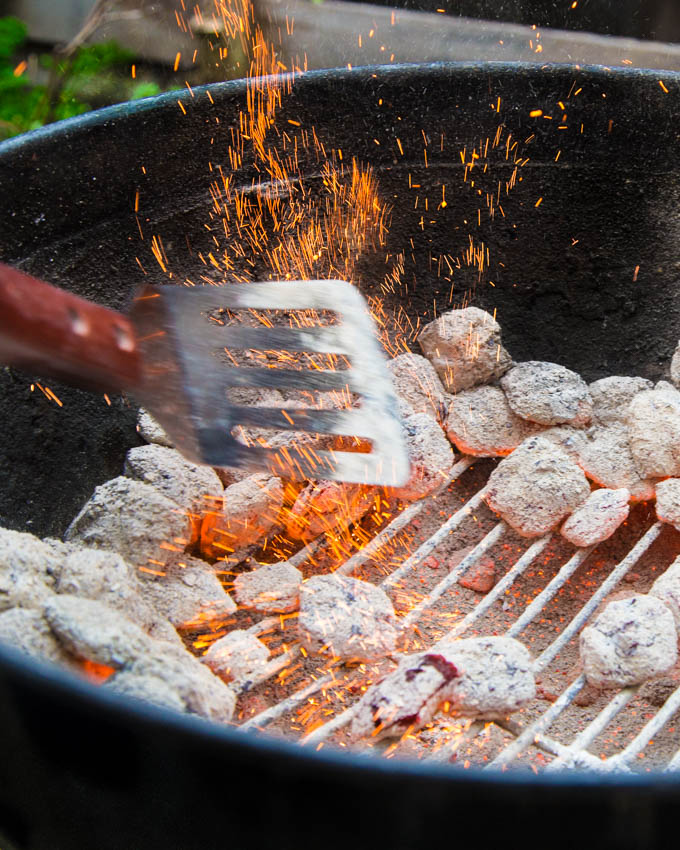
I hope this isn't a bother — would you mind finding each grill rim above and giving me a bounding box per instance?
[4,60,680,846]
[3,637,680,788]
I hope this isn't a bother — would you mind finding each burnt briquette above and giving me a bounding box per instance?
[298,573,399,661]
[445,384,541,456]
[628,384,680,478]
[386,352,449,421]
[124,444,224,515]
[580,595,678,689]
[560,487,630,547]
[233,561,302,614]
[388,411,455,501]
[650,556,680,629]
[655,479,680,532]
[202,629,270,686]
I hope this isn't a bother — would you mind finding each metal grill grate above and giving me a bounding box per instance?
[229,457,680,773]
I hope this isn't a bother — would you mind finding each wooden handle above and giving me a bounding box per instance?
[0,263,141,392]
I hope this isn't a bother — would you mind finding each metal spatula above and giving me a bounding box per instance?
[0,264,409,486]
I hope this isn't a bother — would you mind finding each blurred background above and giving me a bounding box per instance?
[2,0,680,141]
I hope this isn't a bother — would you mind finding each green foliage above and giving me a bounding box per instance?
[0,16,27,60]
[68,41,134,76]
[0,16,169,141]
[0,17,36,138]
[130,81,162,100]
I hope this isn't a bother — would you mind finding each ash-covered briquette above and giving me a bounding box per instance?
[540,423,656,502]
[580,595,677,689]
[233,561,302,614]
[484,436,591,537]
[135,553,237,629]
[0,607,78,669]
[388,411,455,501]
[201,472,284,558]
[137,408,173,448]
[124,444,223,516]
[500,361,593,427]
[444,384,541,457]
[109,640,236,722]
[628,384,680,478]
[434,636,536,718]
[417,306,512,393]
[104,671,186,713]
[202,629,270,687]
[0,528,62,612]
[56,547,181,645]
[350,651,459,741]
[42,594,236,721]
[44,594,153,669]
[655,479,680,531]
[350,636,534,741]
[560,488,630,548]
[576,424,657,503]
[386,352,449,421]
[588,376,654,426]
[65,476,193,564]
[650,556,680,628]
[538,424,587,461]
[298,574,399,662]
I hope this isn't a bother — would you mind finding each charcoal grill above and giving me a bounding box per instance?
[2,63,680,849]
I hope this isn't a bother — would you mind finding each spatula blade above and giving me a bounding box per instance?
[129,280,410,487]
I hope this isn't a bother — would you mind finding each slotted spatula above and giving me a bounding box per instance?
[0,263,409,486]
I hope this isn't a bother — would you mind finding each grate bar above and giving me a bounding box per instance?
[240,673,335,731]
[606,682,680,770]
[245,647,299,691]
[485,675,586,770]
[299,701,361,747]
[531,732,603,769]
[288,535,327,568]
[506,547,594,639]
[494,717,603,769]
[400,522,506,630]
[545,687,638,772]
[380,486,489,591]
[335,456,476,577]
[664,732,680,772]
[534,521,664,674]
[247,616,280,636]
[436,533,552,644]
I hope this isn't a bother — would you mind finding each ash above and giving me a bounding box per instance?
[4,305,680,773]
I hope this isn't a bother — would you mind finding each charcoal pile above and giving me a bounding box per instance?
[3,303,680,758]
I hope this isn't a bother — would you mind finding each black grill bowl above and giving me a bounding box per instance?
[1,63,680,849]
